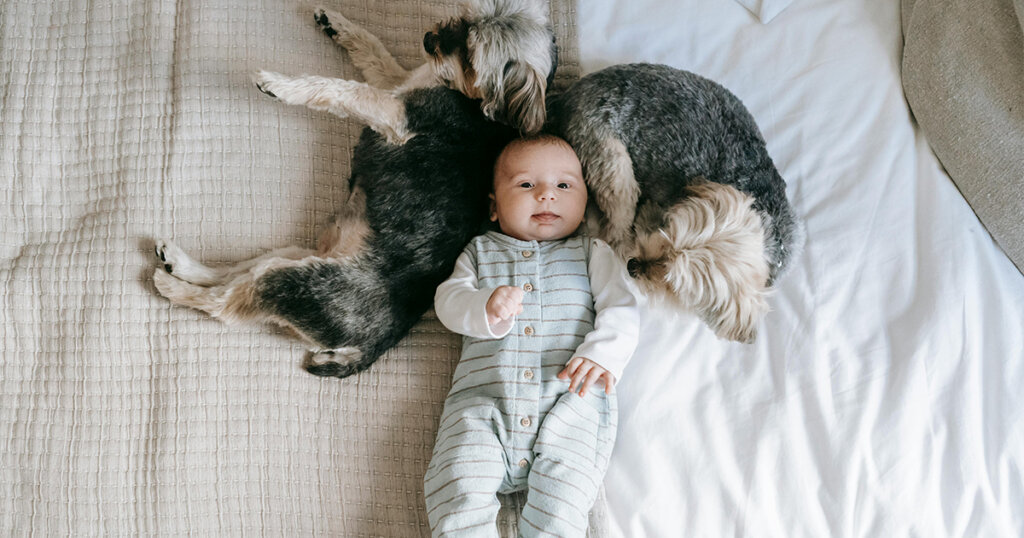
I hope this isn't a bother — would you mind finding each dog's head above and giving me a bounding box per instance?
[625,184,772,344]
[625,201,676,294]
[422,0,556,135]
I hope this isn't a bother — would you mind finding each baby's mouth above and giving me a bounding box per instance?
[531,212,560,223]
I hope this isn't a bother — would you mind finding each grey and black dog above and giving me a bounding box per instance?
[151,2,555,377]
[548,63,801,343]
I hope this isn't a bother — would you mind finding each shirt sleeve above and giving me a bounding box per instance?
[573,238,643,381]
[434,250,515,339]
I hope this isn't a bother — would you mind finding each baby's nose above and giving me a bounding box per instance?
[537,187,557,200]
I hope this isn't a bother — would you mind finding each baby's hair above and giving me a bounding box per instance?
[492,134,575,190]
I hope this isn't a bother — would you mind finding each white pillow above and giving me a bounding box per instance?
[732,0,792,22]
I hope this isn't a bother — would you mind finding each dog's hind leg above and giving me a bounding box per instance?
[153,251,337,335]
[254,71,412,145]
[152,267,271,326]
[154,240,314,286]
[312,7,411,89]
[316,186,371,258]
[153,240,228,286]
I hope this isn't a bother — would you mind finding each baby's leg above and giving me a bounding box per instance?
[520,457,599,537]
[424,399,509,537]
[523,391,616,537]
[423,454,505,537]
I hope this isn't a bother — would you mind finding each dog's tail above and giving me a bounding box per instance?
[635,182,772,343]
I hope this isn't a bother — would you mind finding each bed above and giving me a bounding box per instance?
[2,0,1023,536]
[584,0,1024,535]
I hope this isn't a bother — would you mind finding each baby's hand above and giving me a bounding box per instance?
[486,286,524,326]
[558,357,615,397]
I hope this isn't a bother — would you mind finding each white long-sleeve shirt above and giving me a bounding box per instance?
[434,233,642,381]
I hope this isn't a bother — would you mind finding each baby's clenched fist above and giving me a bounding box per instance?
[486,286,524,326]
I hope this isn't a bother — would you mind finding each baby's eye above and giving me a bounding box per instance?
[519,182,534,188]
[557,182,570,189]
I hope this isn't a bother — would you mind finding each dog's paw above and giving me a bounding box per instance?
[153,239,183,275]
[253,70,281,99]
[154,239,221,285]
[312,7,338,38]
[152,267,183,299]
[313,7,356,45]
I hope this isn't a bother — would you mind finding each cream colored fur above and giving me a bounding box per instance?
[253,70,413,145]
[314,7,411,89]
[630,182,771,343]
[577,137,639,248]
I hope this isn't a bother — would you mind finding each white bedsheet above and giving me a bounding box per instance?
[578,0,1024,536]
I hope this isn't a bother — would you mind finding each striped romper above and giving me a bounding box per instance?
[427,231,640,537]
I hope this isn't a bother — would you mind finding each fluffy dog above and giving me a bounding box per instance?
[548,63,800,343]
[149,1,561,377]
[312,0,556,134]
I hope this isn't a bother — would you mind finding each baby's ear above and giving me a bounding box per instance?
[488,194,498,221]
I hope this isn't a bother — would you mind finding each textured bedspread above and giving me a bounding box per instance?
[0,1,589,535]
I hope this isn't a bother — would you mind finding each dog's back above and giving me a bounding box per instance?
[549,63,797,280]
[547,63,800,342]
[257,88,515,377]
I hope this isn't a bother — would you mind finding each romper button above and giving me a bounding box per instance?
[519,458,529,469]
[524,326,534,336]
[521,417,532,427]
[523,283,533,292]
[522,250,533,258]
[523,370,534,380]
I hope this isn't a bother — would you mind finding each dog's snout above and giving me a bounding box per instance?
[626,258,641,278]
[423,31,439,53]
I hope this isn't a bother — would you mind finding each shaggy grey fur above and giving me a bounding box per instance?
[548,63,799,281]
[255,88,515,377]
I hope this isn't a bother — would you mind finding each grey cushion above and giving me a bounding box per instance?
[902,0,1024,274]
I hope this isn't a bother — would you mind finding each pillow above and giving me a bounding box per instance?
[902,0,1024,274]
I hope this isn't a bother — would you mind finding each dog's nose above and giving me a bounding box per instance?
[423,31,439,53]
[626,258,641,278]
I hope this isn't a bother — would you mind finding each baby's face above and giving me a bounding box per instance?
[491,141,587,241]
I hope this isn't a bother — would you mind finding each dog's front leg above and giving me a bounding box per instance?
[312,7,413,89]
[578,137,640,250]
[254,71,413,145]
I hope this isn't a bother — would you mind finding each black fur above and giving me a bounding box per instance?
[313,10,338,39]
[258,87,515,377]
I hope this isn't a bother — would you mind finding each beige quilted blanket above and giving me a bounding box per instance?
[0,0,594,535]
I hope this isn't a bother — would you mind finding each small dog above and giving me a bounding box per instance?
[150,1,558,377]
[548,63,801,343]
[308,0,556,135]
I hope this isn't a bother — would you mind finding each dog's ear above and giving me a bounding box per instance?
[546,35,559,88]
[483,60,546,135]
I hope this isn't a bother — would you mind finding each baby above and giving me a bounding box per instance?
[425,135,641,537]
